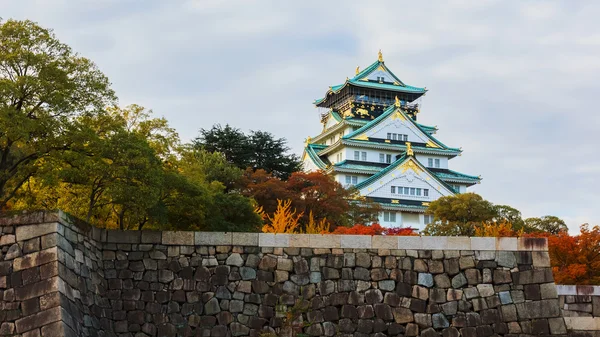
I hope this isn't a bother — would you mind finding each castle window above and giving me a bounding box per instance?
[345,175,358,185]
[424,189,429,197]
[379,154,385,163]
[391,186,396,194]
[383,211,396,222]
[403,135,408,141]
[404,187,409,194]
[416,188,422,196]
[410,188,416,195]
[435,159,440,168]
[386,154,392,163]
[424,214,433,224]
[428,158,433,167]
[354,151,359,160]
[387,133,391,139]
[361,152,367,161]
[392,134,397,140]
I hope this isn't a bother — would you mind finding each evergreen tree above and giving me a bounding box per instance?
[194,124,301,179]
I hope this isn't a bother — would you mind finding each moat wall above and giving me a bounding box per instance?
[0,211,596,337]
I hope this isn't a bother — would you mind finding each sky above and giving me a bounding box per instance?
[2,0,600,232]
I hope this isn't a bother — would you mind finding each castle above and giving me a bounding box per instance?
[302,51,481,231]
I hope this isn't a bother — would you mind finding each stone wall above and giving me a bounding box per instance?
[0,211,595,337]
[557,285,600,334]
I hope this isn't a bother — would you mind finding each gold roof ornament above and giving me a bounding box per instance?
[378,49,383,62]
[394,96,401,107]
[405,142,414,156]
[355,66,360,75]
[304,136,312,146]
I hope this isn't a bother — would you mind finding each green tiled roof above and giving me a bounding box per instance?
[354,154,456,194]
[317,139,461,157]
[341,104,460,152]
[330,160,386,174]
[304,144,328,170]
[430,168,481,185]
[314,59,426,105]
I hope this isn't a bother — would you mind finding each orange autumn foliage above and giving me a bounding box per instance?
[546,224,600,285]
[332,223,416,236]
[261,199,302,234]
[303,211,331,234]
[474,221,523,237]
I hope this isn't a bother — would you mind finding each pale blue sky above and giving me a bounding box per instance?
[2,1,600,232]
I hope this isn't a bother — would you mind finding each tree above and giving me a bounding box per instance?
[261,199,302,234]
[248,130,302,179]
[494,205,525,230]
[0,19,115,209]
[524,216,568,234]
[194,124,251,169]
[194,124,301,179]
[423,193,496,236]
[549,224,600,285]
[241,170,380,231]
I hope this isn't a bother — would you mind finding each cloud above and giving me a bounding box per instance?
[2,1,600,232]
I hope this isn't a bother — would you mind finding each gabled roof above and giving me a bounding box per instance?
[303,143,329,170]
[314,58,427,105]
[317,138,461,158]
[327,160,388,175]
[354,154,456,195]
[416,123,437,135]
[429,168,481,186]
[312,112,369,144]
[342,104,460,152]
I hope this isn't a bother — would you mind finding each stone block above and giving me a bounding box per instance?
[309,234,340,248]
[15,306,61,333]
[447,237,470,250]
[540,283,558,299]
[14,247,58,271]
[141,231,162,243]
[340,235,371,249]
[475,250,495,261]
[421,236,447,250]
[397,236,422,250]
[197,232,232,246]
[258,233,288,247]
[513,268,554,285]
[0,233,16,246]
[496,237,517,251]
[496,251,516,268]
[548,317,567,334]
[161,231,194,245]
[563,317,600,331]
[229,233,257,246]
[470,237,495,251]
[106,229,140,243]
[515,299,560,319]
[16,223,58,242]
[289,234,310,248]
[532,251,551,267]
[517,237,547,251]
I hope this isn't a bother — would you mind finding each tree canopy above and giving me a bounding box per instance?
[0,19,116,208]
[423,193,496,236]
[194,124,302,179]
[423,193,566,237]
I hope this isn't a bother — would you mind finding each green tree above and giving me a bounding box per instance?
[175,149,262,232]
[494,205,525,230]
[248,130,302,180]
[423,193,496,236]
[524,216,568,234]
[0,19,115,208]
[194,124,301,179]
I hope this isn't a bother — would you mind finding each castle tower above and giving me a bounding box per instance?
[302,51,481,231]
